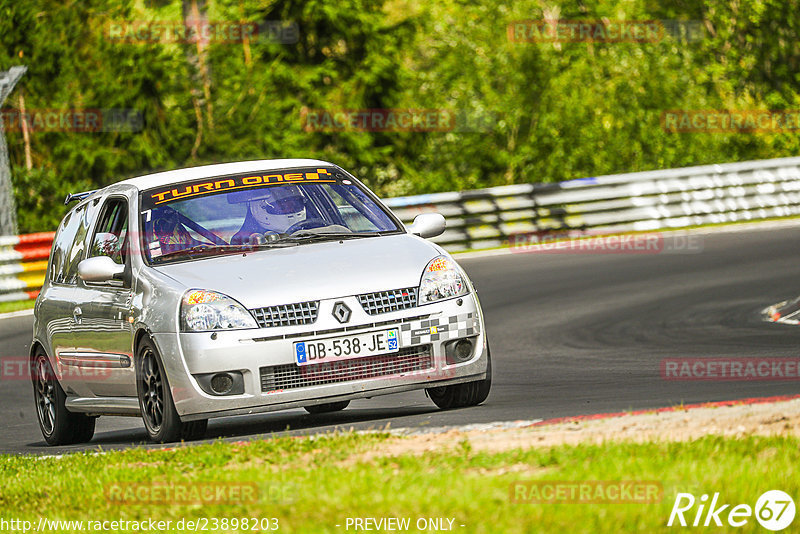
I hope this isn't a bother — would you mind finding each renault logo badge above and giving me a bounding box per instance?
[332,302,351,324]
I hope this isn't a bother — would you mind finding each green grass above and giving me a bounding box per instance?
[0,299,35,314]
[1,433,797,533]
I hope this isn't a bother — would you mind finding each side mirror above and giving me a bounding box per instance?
[78,256,125,283]
[409,213,446,239]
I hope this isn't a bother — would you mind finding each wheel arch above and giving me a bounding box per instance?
[29,340,47,385]
[133,327,155,357]
[29,339,45,360]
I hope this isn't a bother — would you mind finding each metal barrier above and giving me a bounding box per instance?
[3,156,800,302]
[0,232,53,302]
[385,156,800,251]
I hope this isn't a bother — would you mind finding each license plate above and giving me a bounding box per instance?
[294,329,399,366]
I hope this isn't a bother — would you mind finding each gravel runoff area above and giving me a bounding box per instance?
[353,396,800,460]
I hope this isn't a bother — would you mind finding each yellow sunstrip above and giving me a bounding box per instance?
[149,168,335,205]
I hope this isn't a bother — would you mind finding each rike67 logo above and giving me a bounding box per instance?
[668,490,796,531]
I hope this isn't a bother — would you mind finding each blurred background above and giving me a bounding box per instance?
[1,0,799,233]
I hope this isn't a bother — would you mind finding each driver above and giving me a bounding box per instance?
[232,185,307,244]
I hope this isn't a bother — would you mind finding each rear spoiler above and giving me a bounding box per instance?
[64,189,98,205]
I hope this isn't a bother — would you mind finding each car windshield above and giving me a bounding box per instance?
[139,167,399,264]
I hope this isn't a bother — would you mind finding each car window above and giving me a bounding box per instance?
[89,198,129,265]
[50,209,79,284]
[321,184,389,232]
[50,201,101,285]
[62,200,101,284]
[139,167,400,264]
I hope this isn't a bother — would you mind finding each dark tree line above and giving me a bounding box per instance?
[1,0,798,232]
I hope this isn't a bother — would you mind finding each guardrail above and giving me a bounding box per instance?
[3,156,800,302]
[385,156,800,251]
[0,232,53,303]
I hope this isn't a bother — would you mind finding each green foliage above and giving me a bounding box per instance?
[12,167,92,232]
[1,0,799,232]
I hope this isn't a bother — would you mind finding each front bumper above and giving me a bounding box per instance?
[153,293,488,420]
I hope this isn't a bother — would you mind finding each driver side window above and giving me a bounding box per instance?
[90,198,129,265]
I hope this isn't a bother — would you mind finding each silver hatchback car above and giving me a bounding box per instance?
[31,159,491,444]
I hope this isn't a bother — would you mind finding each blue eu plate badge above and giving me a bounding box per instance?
[295,342,307,364]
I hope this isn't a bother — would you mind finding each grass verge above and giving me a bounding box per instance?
[1,432,797,533]
[0,300,35,314]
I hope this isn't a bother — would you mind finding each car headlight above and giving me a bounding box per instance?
[418,255,469,305]
[181,290,257,331]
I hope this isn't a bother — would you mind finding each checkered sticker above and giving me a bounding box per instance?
[400,312,480,346]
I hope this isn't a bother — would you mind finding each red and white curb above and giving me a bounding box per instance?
[0,232,54,303]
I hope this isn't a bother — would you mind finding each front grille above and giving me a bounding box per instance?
[358,287,418,315]
[260,345,433,392]
[250,301,319,328]
[250,314,430,343]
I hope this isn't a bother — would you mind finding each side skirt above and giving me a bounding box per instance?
[65,397,140,417]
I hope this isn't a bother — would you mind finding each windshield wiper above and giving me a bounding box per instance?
[155,244,238,260]
[285,231,383,242]
[154,241,296,261]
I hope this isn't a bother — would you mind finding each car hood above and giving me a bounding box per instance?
[153,234,441,308]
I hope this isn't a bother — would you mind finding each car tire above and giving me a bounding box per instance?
[136,337,208,443]
[427,344,492,410]
[304,401,350,414]
[31,348,96,446]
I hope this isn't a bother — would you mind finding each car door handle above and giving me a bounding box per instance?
[73,306,82,324]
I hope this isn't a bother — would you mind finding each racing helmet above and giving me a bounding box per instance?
[248,186,307,233]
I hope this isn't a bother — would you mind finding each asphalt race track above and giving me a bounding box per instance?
[1,224,798,454]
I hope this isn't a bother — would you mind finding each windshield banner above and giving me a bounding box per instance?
[142,167,338,209]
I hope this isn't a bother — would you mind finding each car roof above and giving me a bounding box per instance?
[115,158,336,191]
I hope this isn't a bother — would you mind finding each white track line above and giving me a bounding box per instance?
[0,308,34,320]
[355,419,545,437]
